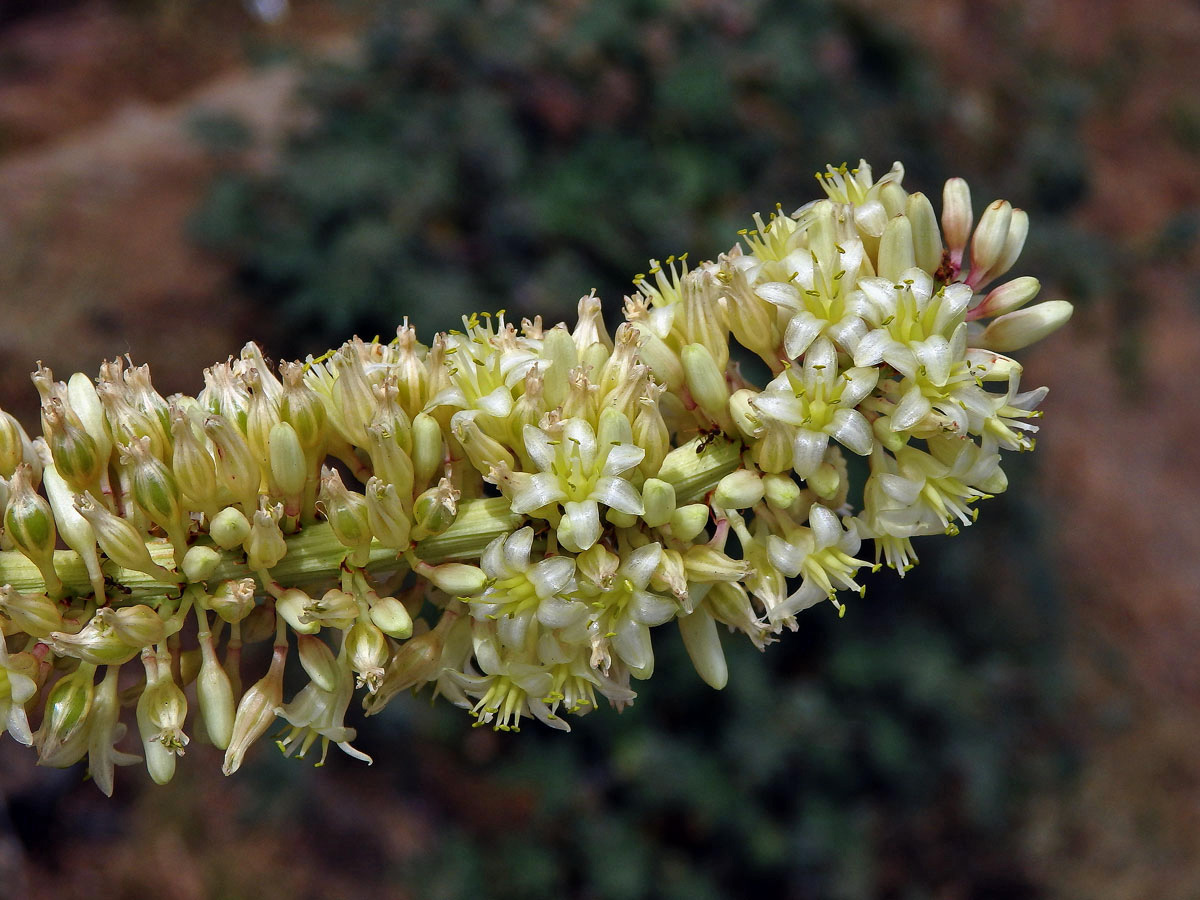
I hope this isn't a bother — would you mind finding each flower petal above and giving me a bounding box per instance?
[791,428,829,478]
[510,472,567,514]
[601,443,646,477]
[559,500,601,552]
[591,476,644,515]
[829,408,874,455]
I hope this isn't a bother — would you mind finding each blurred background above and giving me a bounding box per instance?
[0,1,1198,897]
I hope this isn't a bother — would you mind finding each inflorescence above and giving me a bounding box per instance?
[0,161,1071,791]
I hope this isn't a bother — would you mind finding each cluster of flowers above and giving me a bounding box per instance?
[0,161,1071,792]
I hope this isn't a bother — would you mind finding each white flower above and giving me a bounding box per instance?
[276,650,373,767]
[508,415,645,552]
[767,504,870,622]
[751,336,878,478]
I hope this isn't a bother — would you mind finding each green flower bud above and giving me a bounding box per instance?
[330,347,376,448]
[181,545,221,583]
[451,411,515,476]
[346,619,388,692]
[905,191,943,274]
[670,503,710,542]
[630,325,684,392]
[677,608,727,690]
[42,399,102,495]
[419,561,487,596]
[47,615,142,666]
[368,595,413,640]
[411,478,459,542]
[5,464,62,595]
[0,584,64,637]
[540,325,578,410]
[67,371,113,465]
[365,477,411,550]
[410,412,444,492]
[364,424,415,499]
[296,633,339,693]
[713,469,764,510]
[0,411,27,479]
[209,506,251,550]
[318,467,372,562]
[36,663,96,768]
[121,437,187,551]
[279,362,328,453]
[275,587,320,635]
[245,501,287,571]
[268,421,308,498]
[73,491,181,584]
[222,642,286,776]
[39,459,106,601]
[207,577,256,624]
[762,472,803,510]
[97,605,167,649]
[640,478,677,528]
[170,405,219,512]
[203,414,261,513]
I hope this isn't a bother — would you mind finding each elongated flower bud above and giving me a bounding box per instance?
[0,584,64,637]
[73,491,181,584]
[365,477,411,550]
[222,641,287,776]
[296,633,339,693]
[203,414,261,513]
[42,399,102,495]
[245,500,287,571]
[121,437,188,553]
[36,663,97,768]
[195,609,235,749]
[318,467,372,562]
[677,608,727,690]
[368,595,412,640]
[5,463,62,595]
[0,411,28,479]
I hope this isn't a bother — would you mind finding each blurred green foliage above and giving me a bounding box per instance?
[190,0,954,346]
[187,2,1072,896]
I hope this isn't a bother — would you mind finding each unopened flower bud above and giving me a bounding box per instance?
[181,545,221,583]
[681,344,732,431]
[941,177,973,256]
[268,421,308,498]
[98,605,167,648]
[121,437,187,551]
[0,411,28,479]
[275,587,320,635]
[540,325,578,409]
[279,362,328,452]
[368,595,413,639]
[5,464,62,595]
[451,411,516,476]
[677,608,727,690]
[713,469,764,510]
[969,199,1012,285]
[210,506,251,550]
[0,585,64,637]
[39,459,106,601]
[36,663,96,768]
[410,412,444,491]
[640,478,677,528]
[905,192,943,274]
[207,577,256,624]
[419,561,487,597]
[978,301,1074,352]
[762,472,803,510]
[245,500,287,571]
[877,214,916,283]
[222,642,287,776]
[411,478,459,542]
[318,467,372,563]
[365,477,412,550]
[975,276,1041,319]
[670,503,710,542]
[73,491,182,584]
[296,633,339,692]
[347,619,388,692]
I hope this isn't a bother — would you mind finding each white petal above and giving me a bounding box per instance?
[914,335,953,387]
[537,595,588,629]
[807,503,841,548]
[839,366,879,408]
[783,312,823,359]
[621,542,663,589]
[938,282,973,327]
[677,610,728,690]
[601,443,645,477]
[756,281,802,310]
[612,617,653,672]
[591,476,644,515]
[523,425,557,471]
[767,534,806,577]
[562,419,597,471]
[853,329,892,367]
[804,337,838,388]
[877,473,922,504]
[476,385,514,418]
[752,393,806,427]
[503,527,535,571]
[881,344,919,377]
[630,589,677,627]
[559,500,601,552]
[891,385,932,431]
[510,472,567,514]
[480,534,507,577]
[496,608,534,650]
[829,409,874,455]
[529,555,576,597]
[791,429,829,478]
[772,580,825,621]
